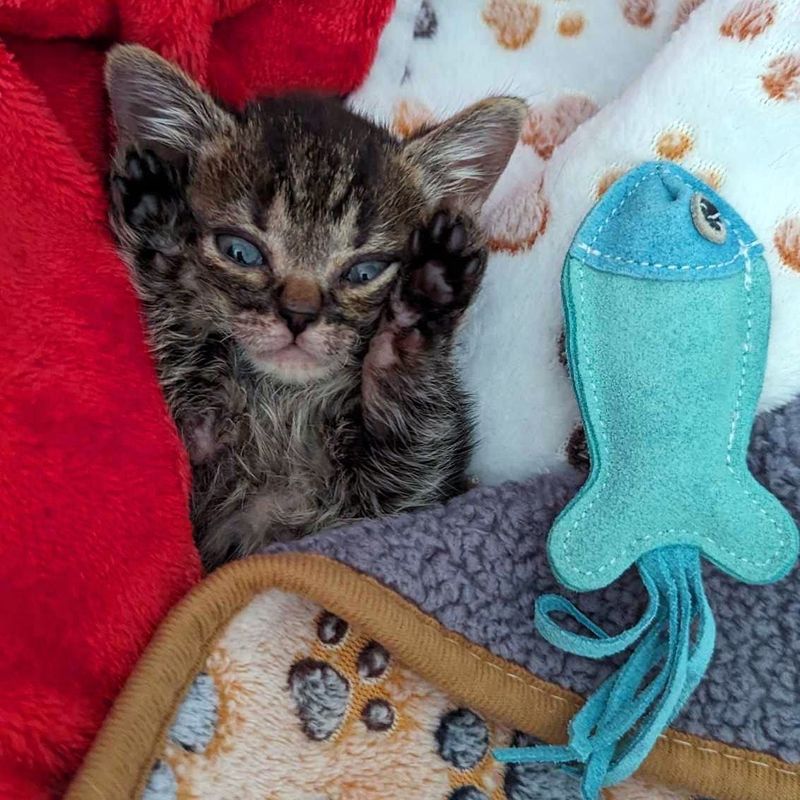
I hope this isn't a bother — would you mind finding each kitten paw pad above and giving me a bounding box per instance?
[405,210,485,316]
[111,149,182,231]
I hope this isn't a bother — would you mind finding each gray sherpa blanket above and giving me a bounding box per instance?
[276,398,800,764]
[68,396,800,800]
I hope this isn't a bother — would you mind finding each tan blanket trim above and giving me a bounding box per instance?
[66,552,800,800]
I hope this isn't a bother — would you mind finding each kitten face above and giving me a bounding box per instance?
[169,99,420,383]
[106,46,525,384]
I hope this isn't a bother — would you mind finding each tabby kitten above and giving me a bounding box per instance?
[105,45,524,570]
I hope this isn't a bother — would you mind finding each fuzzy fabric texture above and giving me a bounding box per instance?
[142,590,700,800]
[351,0,800,484]
[275,393,800,766]
[0,3,392,797]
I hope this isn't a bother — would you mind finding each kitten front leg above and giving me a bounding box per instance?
[357,210,484,508]
[363,209,486,383]
[403,209,486,332]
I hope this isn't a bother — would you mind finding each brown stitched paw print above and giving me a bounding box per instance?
[402,210,486,333]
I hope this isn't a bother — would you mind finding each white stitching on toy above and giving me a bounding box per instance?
[575,242,743,272]
[726,240,753,465]
[580,163,758,271]
[588,166,661,250]
[561,177,787,577]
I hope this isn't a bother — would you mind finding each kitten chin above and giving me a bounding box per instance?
[245,345,333,384]
[105,44,524,568]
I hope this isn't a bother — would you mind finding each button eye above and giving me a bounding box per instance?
[691,193,726,244]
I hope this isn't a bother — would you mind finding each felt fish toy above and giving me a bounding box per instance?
[495,162,799,799]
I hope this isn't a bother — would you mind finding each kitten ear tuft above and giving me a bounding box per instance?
[105,44,233,155]
[404,97,526,209]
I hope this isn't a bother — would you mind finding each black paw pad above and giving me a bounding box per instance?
[361,698,395,732]
[435,708,489,770]
[414,0,438,38]
[288,659,349,741]
[405,210,485,320]
[112,149,183,232]
[317,611,348,645]
[357,642,390,679]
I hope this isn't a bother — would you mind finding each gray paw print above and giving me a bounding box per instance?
[142,673,219,800]
[288,612,397,741]
[503,733,585,799]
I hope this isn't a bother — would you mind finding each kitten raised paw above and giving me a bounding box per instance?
[110,150,186,247]
[403,210,486,329]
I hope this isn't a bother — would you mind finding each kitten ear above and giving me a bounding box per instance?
[404,97,526,209]
[105,44,233,156]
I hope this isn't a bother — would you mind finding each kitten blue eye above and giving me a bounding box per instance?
[216,234,265,267]
[343,260,390,285]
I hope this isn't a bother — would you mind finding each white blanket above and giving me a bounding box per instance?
[351,0,800,484]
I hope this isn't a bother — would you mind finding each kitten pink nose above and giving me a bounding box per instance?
[277,277,322,336]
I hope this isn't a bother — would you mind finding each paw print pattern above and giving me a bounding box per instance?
[557,12,585,37]
[362,698,396,731]
[621,0,656,28]
[288,659,350,740]
[141,672,220,800]
[483,175,549,254]
[142,760,178,800]
[140,600,695,799]
[720,0,776,41]
[653,126,694,162]
[761,54,800,102]
[436,709,489,770]
[674,0,705,29]
[392,98,436,139]
[358,641,391,679]
[502,733,585,799]
[522,95,598,161]
[169,672,219,753]
[288,611,398,742]
[433,707,509,799]
[774,217,800,272]
[482,0,542,50]
[318,610,348,645]
[414,0,439,38]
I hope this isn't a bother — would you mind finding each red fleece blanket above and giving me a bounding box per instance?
[0,2,392,796]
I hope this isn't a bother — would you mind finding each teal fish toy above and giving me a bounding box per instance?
[495,162,798,798]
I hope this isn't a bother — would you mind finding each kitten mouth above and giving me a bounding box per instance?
[269,343,320,366]
[244,342,330,383]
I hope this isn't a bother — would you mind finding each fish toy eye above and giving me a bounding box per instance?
[691,193,726,245]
